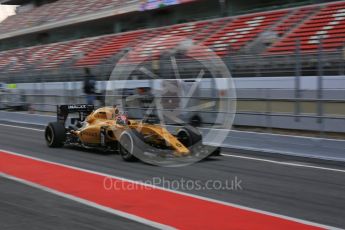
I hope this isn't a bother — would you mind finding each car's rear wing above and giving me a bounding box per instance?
[57,104,94,124]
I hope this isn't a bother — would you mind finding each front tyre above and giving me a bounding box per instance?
[176,127,202,147]
[119,131,137,162]
[45,122,66,148]
[177,127,221,157]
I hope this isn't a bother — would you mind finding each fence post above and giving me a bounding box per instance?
[317,38,324,137]
[294,38,301,122]
[39,75,43,112]
[219,0,227,17]
[72,74,78,104]
[265,89,272,133]
[342,43,345,75]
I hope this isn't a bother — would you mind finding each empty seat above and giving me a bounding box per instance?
[201,10,289,56]
[267,2,345,53]
[1,1,344,73]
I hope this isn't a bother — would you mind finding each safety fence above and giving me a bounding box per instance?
[1,88,344,134]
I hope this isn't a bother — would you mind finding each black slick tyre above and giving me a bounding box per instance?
[45,122,66,148]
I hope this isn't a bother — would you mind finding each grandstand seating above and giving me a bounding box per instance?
[267,1,345,53]
[41,36,113,68]
[0,0,140,34]
[201,9,289,56]
[0,1,344,73]
[75,29,151,66]
[273,6,317,37]
[0,49,16,71]
[125,20,227,62]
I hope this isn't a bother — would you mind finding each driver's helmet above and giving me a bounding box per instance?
[116,113,128,125]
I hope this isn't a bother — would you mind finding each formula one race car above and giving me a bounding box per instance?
[44,105,220,162]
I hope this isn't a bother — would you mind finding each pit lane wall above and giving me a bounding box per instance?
[1,76,344,133]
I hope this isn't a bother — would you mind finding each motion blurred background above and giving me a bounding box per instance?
[0,4,16,22]
[0,0,344,139]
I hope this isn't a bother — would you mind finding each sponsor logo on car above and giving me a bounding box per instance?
[68,105,87,110]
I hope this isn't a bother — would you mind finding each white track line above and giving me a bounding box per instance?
[229,129,345,143]
[0,123,44,132]
[0,149,340,230]
[0,173,175,230]
[3,111,55,117]
[222,154,345,173]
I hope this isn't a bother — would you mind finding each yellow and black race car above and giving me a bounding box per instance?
[45,104,220,163]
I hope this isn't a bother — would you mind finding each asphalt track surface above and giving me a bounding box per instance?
[0,122,345,229]
[0,177,155,230]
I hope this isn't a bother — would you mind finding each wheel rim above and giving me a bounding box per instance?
[120,134,133,158]
[45,126,54,145]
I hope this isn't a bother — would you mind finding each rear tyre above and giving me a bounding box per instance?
[45,122,66,148]
[119,131,137,162]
